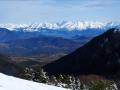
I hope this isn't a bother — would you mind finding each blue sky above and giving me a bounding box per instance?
[0,0,120,24]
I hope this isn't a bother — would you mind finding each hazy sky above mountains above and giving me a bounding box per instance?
[0,0,120,24]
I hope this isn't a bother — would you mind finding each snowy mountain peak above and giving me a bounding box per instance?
[0,21,120,32]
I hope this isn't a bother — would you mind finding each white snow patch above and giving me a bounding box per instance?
[0,73,69,90]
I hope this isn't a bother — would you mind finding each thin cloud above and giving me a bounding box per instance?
[84,0,120,8]
[39,0,120,9]
[1,0,120,8]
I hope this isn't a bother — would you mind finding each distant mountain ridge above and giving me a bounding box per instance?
[1,21,120,41]
[0,21,120,31]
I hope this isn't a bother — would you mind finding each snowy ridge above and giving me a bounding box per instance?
[0,73,69,90]
[0,21,120,31]
[0,24,28,31]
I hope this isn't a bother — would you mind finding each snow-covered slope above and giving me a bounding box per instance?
[0,73,69,90]
[0,21,120,32]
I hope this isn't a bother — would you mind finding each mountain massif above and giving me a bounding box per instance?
[43,28,120,77]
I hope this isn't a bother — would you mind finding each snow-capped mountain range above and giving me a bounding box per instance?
[0,21,120,32]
